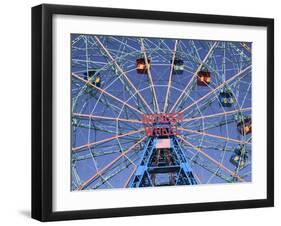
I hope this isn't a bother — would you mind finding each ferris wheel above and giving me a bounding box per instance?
[71,34,252,190]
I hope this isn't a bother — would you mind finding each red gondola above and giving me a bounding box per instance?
[197,71,211,86]
[136,58,151,74]
[237,118,252,135]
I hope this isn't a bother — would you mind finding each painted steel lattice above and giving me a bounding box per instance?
[71,35,252,190]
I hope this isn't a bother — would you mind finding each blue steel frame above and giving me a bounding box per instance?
[130,136,197,187]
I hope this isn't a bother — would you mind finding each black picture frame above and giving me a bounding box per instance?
[32,4,274,222]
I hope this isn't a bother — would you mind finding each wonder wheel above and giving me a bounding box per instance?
[71,35,252,190]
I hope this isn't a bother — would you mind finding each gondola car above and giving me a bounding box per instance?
[219,88,234,107]
[197,70,211,86]
[172,58,184,74]
[237,117,252,135]
[136,57,151,74]
[83,69,101,87]
[230,146,247,168]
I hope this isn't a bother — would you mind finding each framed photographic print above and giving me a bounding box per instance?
[32,4,274,221]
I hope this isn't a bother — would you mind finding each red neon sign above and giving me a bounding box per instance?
[142,112,183,137]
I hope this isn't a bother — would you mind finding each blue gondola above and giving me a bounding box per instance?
[219,89,234,107]
[230,146,247,168]
[172,59,184,74]
[83,69,101,87]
